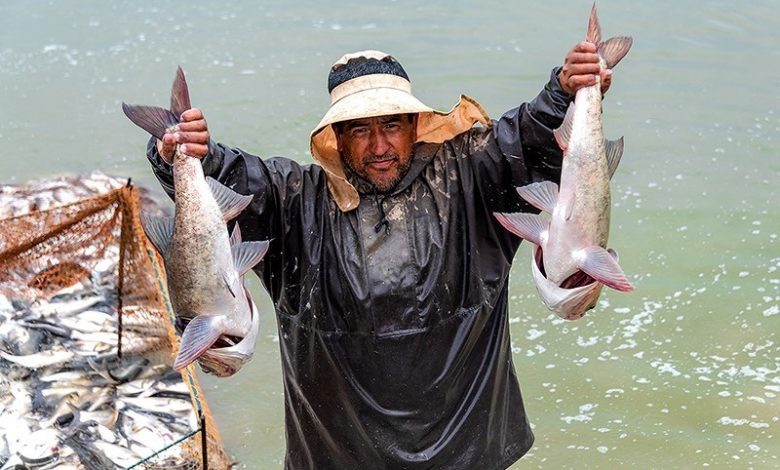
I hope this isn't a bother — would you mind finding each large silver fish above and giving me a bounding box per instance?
[495,5,633,320]
[122,68,268,375]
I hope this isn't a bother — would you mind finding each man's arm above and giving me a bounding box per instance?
[460,42,610,213]
[146,108,287,244]
[495,42,608,186]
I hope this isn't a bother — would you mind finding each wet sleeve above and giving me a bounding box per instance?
[146,137,296,243]
[494,66,572,187]
[458,67,573,214]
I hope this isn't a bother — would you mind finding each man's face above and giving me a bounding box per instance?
[336,114,418,193]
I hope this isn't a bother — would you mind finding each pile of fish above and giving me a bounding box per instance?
[0,175,201,469]
[0,172,124,219]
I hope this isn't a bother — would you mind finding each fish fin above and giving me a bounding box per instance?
[121,103,179,140]
[576,246,634,292]
[554,103,576,154]
[599,36,633,69]
[170,66,192,118]
[586,3,601,45]
[140,214,174,257]
[232,241,270,277]
[564,192,575,221]
[229,222,243,246]
[173,315,227,371]
[205,177,254,221]
[605,136,624,179]
[516,181,559,214]
[221,272,236,298]
[494,212,548,246]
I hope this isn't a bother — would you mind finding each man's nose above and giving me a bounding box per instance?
[369,130,390,156]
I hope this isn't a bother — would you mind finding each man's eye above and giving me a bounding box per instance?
[351,128,368,137]
[384,123,399,130]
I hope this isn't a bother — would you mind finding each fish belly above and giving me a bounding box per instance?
[166,155,243,331]
[543,86,612,284]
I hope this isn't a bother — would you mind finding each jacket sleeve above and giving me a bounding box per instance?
[147,137,290,244]
[458,67,573,214]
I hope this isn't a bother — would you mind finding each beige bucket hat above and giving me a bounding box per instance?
[310,50,491,212]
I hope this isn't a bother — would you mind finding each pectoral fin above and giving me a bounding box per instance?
[173,315,227,371]
[232,241,270,276]
[140,214,174,257]
[494,213,549,246]
[576,246,634,292]
[206,177,254,221]
[605,137,624,179]
[553,103,576,154]
[516,181,559,214]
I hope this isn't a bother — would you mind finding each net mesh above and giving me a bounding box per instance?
[0,175,231,469]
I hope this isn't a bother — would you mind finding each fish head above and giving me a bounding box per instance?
[196,294,260,377]
[531,245,603,320]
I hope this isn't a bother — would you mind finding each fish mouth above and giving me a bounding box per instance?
[534,247,597,289]
[175,317,242,348]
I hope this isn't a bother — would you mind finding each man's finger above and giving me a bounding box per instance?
[180,108,203,122]
[569,75,598,90]
[174,131,209,145]
[157,134,177,163]
[175,119,208,132]
[565,63,601,76]
[565,52,600,64]
[179,143,208,158]
[600,69,612,94]
[574,41,597,53]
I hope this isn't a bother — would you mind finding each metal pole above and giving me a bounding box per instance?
[200,411,208,470]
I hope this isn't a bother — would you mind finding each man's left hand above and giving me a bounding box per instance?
[558,41,612,96]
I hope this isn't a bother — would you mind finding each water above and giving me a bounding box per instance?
[1,1,778,468]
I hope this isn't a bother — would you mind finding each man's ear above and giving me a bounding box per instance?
[333,124,343,152]
[410,114,419,142]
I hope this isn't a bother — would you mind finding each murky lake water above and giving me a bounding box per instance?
[1,1,778,468]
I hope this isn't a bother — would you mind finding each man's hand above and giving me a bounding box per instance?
[157,108,210,163]
[558,41,612,96]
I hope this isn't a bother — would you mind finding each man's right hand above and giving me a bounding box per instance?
[157,108,210,163]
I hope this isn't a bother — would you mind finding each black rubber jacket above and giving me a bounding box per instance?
[148,68,572,470]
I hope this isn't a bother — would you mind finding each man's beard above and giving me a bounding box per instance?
[344,152,413,194]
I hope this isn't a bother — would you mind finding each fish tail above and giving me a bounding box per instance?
[586,3,601,44]
[170,66,192,118]
[122,103,179,140]
[599,36,633,69]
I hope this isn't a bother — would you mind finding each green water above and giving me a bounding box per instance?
[1,1,778,468]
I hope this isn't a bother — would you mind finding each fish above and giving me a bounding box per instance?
[495,4,633,320]
[122,67,268,372]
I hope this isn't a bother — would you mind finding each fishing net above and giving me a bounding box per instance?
[0,173,231,469]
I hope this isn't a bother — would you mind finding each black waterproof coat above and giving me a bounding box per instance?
[148,68,571,470]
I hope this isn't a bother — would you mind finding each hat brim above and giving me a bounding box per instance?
[311,89,490,212]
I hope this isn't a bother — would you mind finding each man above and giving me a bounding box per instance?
[147,42,611,469]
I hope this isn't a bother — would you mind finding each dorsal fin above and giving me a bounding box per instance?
[553,103,576,154]
[170,66,191,118]
[140,214,174,257]
[605,137,624,179]
[205,177,254,221]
